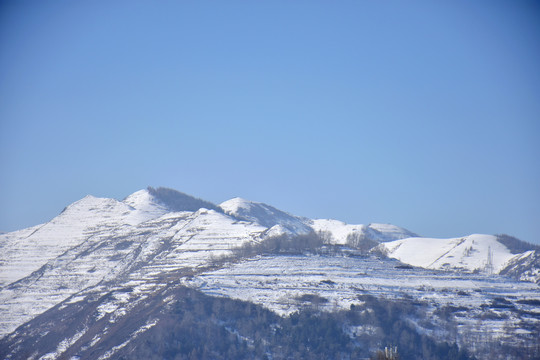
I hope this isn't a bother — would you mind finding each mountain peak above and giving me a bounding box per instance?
[220,197,311,234]
[62,194,118,214]
[219,197,259,212]
[123,189,153,208]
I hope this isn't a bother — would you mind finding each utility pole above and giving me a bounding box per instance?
[485,246,494,275]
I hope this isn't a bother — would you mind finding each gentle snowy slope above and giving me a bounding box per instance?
[379,234,517,274]
[188,253,539,316]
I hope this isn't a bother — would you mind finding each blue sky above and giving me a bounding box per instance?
[1,0,539,243]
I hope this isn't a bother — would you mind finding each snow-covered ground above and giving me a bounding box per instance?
[0,187,538,352]
[188,253,539,316]
[187,252,540,352]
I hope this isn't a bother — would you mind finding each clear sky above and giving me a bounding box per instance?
[1,0,539,243]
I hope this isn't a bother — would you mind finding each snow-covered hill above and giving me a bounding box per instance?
[376,234,538,277]
[0,193,167,288]
[219,197,312,235]
[0,186,538,360]
[0,191,268,338]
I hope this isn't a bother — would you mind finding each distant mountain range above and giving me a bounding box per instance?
[0,187,538,360]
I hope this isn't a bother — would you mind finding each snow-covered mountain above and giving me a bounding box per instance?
[0,188,269,339]
[0,187,538,360]
[0,188,215,289]
[0,193,167,288]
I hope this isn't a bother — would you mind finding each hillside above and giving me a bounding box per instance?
[0,187,538,359]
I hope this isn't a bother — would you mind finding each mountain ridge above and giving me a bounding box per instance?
[0,186,538,359]
[1,187,536,287]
